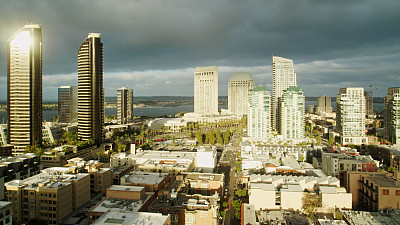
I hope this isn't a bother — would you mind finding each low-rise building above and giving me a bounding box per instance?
[5,169,90,224]
[150,172,223,225]
[359,173,400,211]
[0,201,12,225]
[0,153,41,200]
[121,172,170,193]
[318,186,352,211]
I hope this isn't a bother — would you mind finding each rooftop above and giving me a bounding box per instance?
[367,174,397,188]
[229,72,253,82]
[90,195,149,213]
[122,172,168,185]
[92,211,169,225]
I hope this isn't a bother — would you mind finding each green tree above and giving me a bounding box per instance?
[388,167,395,173]
[232,200,242,211]
[302,193,321,217]
[222,202,229,208]
[235,188,247,198]
[220,211,226,218]
[195,132,203,145]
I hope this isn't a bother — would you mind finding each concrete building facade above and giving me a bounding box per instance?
[77,33,104,144]
[384,87,400,144]
[228,72,254,117]
[58,86,78,123]
[272,56,297,130]
[247,86,271,139]
[194,66,218,116]
[316,95,333,115]
[117,87,133,125]
[336,87,367,145]
[7,24,42,153]
[279,86,305,139]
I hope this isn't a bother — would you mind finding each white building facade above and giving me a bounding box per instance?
[248,86,271,139]
[279,86,305,140]
[228,73,254,117]
[272,56,297,130]
[384,87,400,144]
[194,66,218,116]
[336,87,367,145]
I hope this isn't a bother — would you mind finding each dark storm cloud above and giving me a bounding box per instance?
[0,0,399,100]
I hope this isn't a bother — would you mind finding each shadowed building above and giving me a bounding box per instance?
[117,87,133,124]
[58,86,78,123]
[77,33,104,144]
[316,95,332,115]
[7,24,42,154]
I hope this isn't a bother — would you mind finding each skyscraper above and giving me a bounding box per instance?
[272,56,297,131]
[77,33,104,144]
[248,86,271,139]
[58,86,78,123]
[194,66,218,116]
[228,72,254,117]
[384,87,400,144]
[336,87,367,145]
[279,86,305,140]
[316,95,333,115]
[117,87,133,124]
[7,24,42,153]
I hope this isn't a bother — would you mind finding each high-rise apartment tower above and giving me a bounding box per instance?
[194,66,218,116]
[272,56,297,131]
[316,95,333,115]
[336,87,367,145]
[7,24,42,153]
[58,86,78,123]
[77,33,104,144]
[228,73,254,117]
[279,86,305,139]
[384,87,400,144]
[117,87,133,124]
[248,86,271,139]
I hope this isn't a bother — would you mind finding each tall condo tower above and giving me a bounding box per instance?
[77,33,104,144]
[279,86,305,139]
[7,24,42,153]
[336,87,367,145]
[248,86,271,139]
[316,95,333,115]
[228,72,254,117]
[194,66,218,116]
[272,56,297,131]
[117,87,133,124]
[384,87,400,144]
[58,86,78,123]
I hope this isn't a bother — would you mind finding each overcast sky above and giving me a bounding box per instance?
[0,0,399,101]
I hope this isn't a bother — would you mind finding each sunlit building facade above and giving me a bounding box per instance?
[248,86,271,139]
[7,24,42,153]
[117,87,133,124]
[272,56,297,131]
[336,87,367,145]
[279,86,305,140]
[384,87,400,144]
[228,72,254,117]
[77,33,104,144]
[194,66,218,116]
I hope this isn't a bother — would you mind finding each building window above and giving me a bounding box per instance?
[383,189,389,195]
[396,190,400,196]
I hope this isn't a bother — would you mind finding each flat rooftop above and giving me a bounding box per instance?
[90,195,150,213]
[107,185,144,192]
[367,174,397,188]
[342,209,400,225]
[122,172,168,185]
[92,211,169,225]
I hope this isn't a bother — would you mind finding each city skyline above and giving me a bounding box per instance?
[0,0,399,100]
